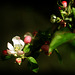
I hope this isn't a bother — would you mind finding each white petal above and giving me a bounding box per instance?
[12,36,20,45]
[12,36,25,49]
[7,42,14,51]
[19,39,25,47]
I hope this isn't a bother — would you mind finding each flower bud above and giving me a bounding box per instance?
[60,20,66,27]
[24,35,32,44]
[62,1,67,8]
[16,58,22,65]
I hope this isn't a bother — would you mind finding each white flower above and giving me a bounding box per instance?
[7,36,25,56]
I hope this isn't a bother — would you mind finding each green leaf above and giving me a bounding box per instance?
[54,49,62,63]
[28,57,37,64]
[49,28,75,53]
[67,3,72,15]
[72,7,75,25]
[72,7,75,19]
[27,57,39,73]
[23,44,30,53]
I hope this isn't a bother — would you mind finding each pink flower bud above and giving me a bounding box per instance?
[16,58,21,65]
[24,36,32,44]
[62,1,67,8]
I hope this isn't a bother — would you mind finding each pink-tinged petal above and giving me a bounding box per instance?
[17,51,24,55]
[7,49,16,55]
[7,42,14,51]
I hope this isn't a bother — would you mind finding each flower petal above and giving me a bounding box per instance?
[7,49,16,55]
[12,36,21,45]
[19,39,25,47]
[17,51,24,55]
[12,36,25,50]
[7,42,14,51]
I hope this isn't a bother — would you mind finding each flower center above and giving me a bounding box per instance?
[14,46,20,51]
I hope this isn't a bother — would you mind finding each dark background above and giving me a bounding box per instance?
[0,0,75,74]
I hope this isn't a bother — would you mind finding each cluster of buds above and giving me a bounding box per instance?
[50,0,73,29]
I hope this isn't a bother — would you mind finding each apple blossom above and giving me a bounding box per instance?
[7,36,25,56]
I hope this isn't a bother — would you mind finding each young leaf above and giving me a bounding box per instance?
[27,57,39,73]
[49,28,75,53]
[72,7,75,25]
[23,44,30,53]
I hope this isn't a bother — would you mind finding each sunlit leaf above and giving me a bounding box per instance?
[49,28,75,53]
